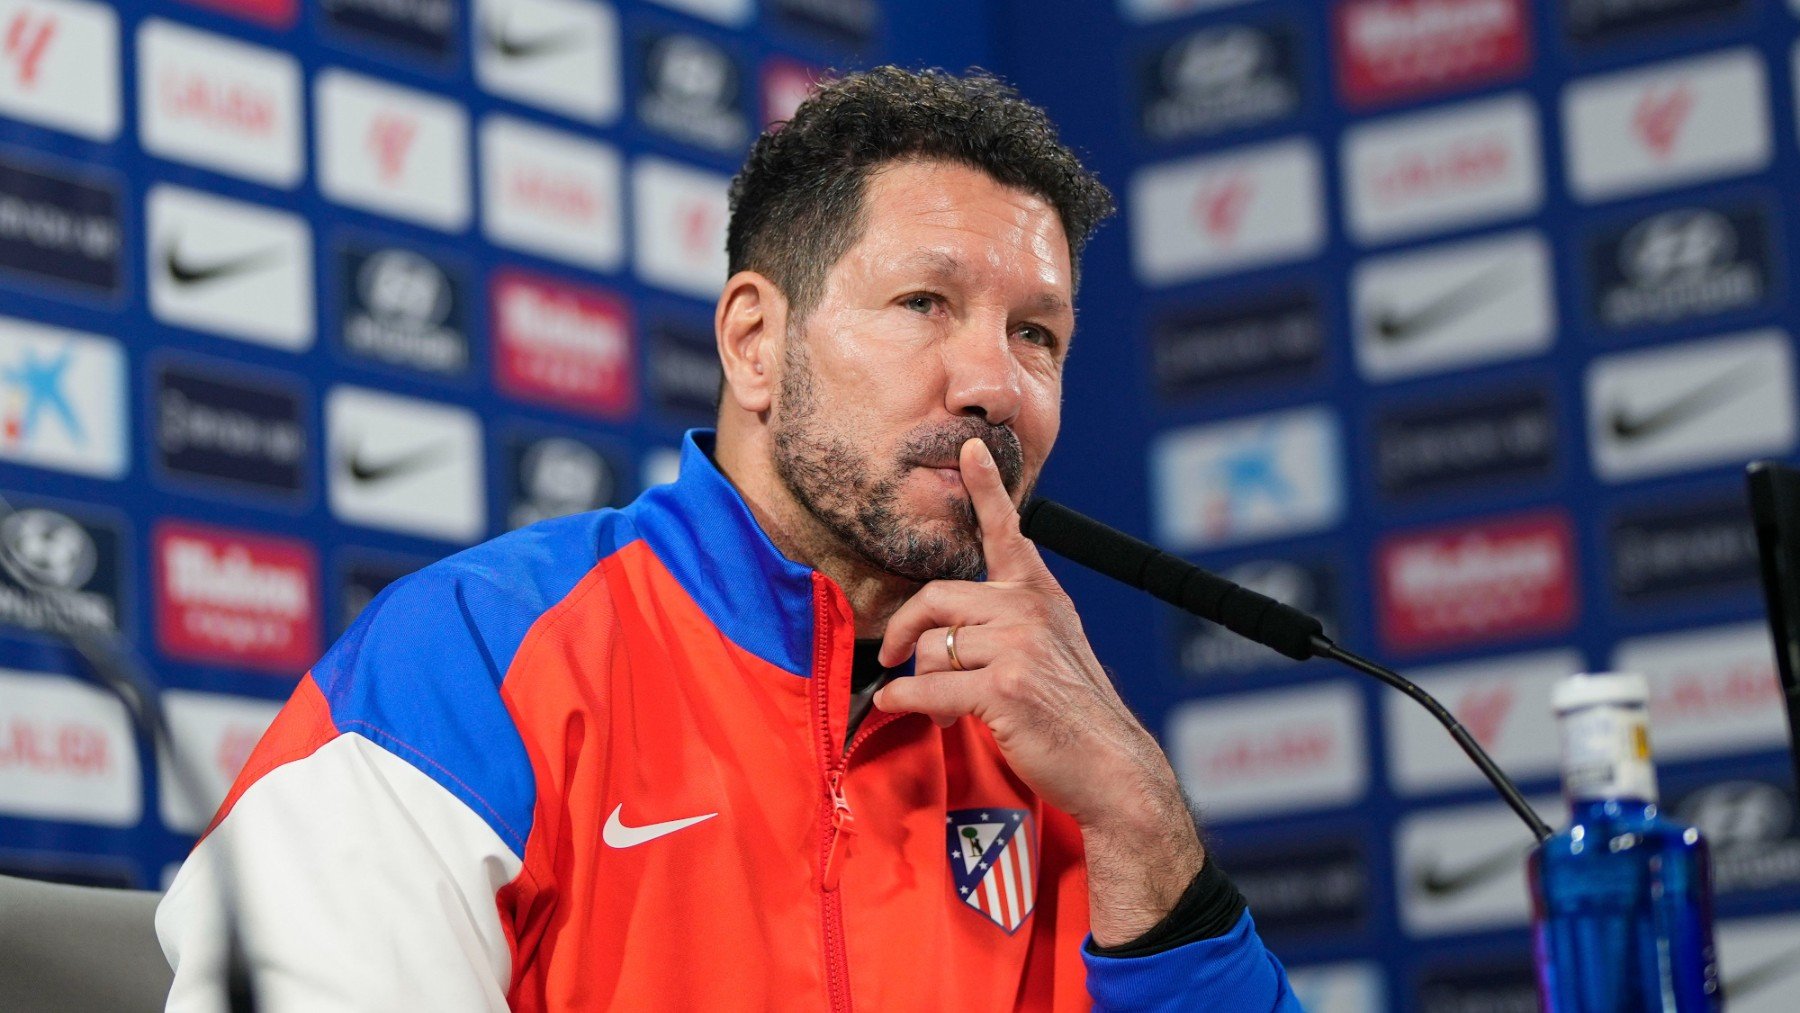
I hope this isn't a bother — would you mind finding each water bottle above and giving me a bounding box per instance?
[1529,672,1720,1011]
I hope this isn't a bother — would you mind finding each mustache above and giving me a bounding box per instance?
[900,420,1025,493]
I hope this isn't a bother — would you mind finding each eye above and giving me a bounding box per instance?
[1015,324,1057,350]
[903,293,940,314]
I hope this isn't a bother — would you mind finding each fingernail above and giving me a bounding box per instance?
[976,441,994,466]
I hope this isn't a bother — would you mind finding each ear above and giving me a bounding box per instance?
[715,270,786,415]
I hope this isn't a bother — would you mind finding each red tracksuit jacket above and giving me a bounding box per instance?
[156,431,1296,1011]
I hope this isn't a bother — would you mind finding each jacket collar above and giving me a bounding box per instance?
[624,429,821,678]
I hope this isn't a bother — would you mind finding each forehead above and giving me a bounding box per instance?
[849,160,1073,295]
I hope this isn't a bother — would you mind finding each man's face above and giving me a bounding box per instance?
[770,159,1075,583]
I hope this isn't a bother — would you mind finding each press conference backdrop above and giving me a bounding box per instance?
[0,0,1798,1009]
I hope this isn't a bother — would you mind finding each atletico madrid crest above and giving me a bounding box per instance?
[947,808,1037,933]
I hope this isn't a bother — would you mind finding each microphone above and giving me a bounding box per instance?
[1020,496,1553,843]
[0,494,259,1011]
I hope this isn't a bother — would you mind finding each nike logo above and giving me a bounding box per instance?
[1411,842,1525,898]
[342,440,451,485]
[1607,362,1762,443]
[1724,945,1800,1001]
[163,240,284,287]
[1367,262,1519,345]
[602,804,716,849]
[482,16,584,60]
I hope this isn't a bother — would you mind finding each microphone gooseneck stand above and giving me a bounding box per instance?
[0,494,258,1012]
[1020,496,1554,844]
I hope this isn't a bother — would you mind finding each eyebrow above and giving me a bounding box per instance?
[902,251,1073,316]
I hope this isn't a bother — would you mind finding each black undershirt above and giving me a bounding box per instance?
[848,640,1245,955]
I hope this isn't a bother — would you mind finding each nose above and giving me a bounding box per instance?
[941,318,1023,426]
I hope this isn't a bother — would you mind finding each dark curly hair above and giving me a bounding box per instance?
[726,67,1115,324]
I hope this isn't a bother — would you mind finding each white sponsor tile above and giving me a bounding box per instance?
[1151,404,1344,551]
[479,113,624,271]
[644,0,752,25]
[1351,228,1554,381]
[316,68,471,231]
[1586,330,1795,482]
[1396,794,1557,936]
[156,690,282,833]
[1343,92,1542,244]
[631,156,729,299]
[0,667,140,826]
[1564,48,1770,203]
[0,0,119,140]
[1387,649,1581,795]
[1129,137,1325,286]
[0,316,125,478]
[1613,622,1788,762]
[147,184,315,351]
[474,0,620,124]
[1167,681,1367,821]
[1716,914,1800,1012]
[137,19,303,187]
[1286,962,1387,1013]
[326,385,485,542]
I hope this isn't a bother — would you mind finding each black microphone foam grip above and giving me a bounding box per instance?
[1020,497,1323,661]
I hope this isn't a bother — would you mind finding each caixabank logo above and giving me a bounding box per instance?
[0,315,126,479]
[1375,509,1577,654]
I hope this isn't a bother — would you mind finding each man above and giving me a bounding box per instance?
[158,68,1298,1011]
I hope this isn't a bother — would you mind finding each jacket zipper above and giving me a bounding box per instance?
[812,576,904,1013]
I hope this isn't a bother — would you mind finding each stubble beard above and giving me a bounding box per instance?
[770,337,1027,584]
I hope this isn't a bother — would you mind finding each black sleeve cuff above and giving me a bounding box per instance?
[1083,854,1247,959]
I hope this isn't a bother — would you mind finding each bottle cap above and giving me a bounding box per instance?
[1551,672,1648,714]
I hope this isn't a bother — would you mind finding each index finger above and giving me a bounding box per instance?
[959,438,1041,582]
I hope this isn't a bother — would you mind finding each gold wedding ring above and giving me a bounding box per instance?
[946,625,966,671]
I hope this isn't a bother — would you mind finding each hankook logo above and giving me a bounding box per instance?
[1172,559,1338,681]
[507,432,619,529]
[1673,778,1800,895]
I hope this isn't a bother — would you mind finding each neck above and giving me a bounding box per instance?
[712,430,920,638]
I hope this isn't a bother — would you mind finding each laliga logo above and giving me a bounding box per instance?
[1452,684,1514,751]
[679,199,721,263]
[367,112,419,184]
[1193,175,1253,244]
[2,9,55,88]
[1633,82,1694,160]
